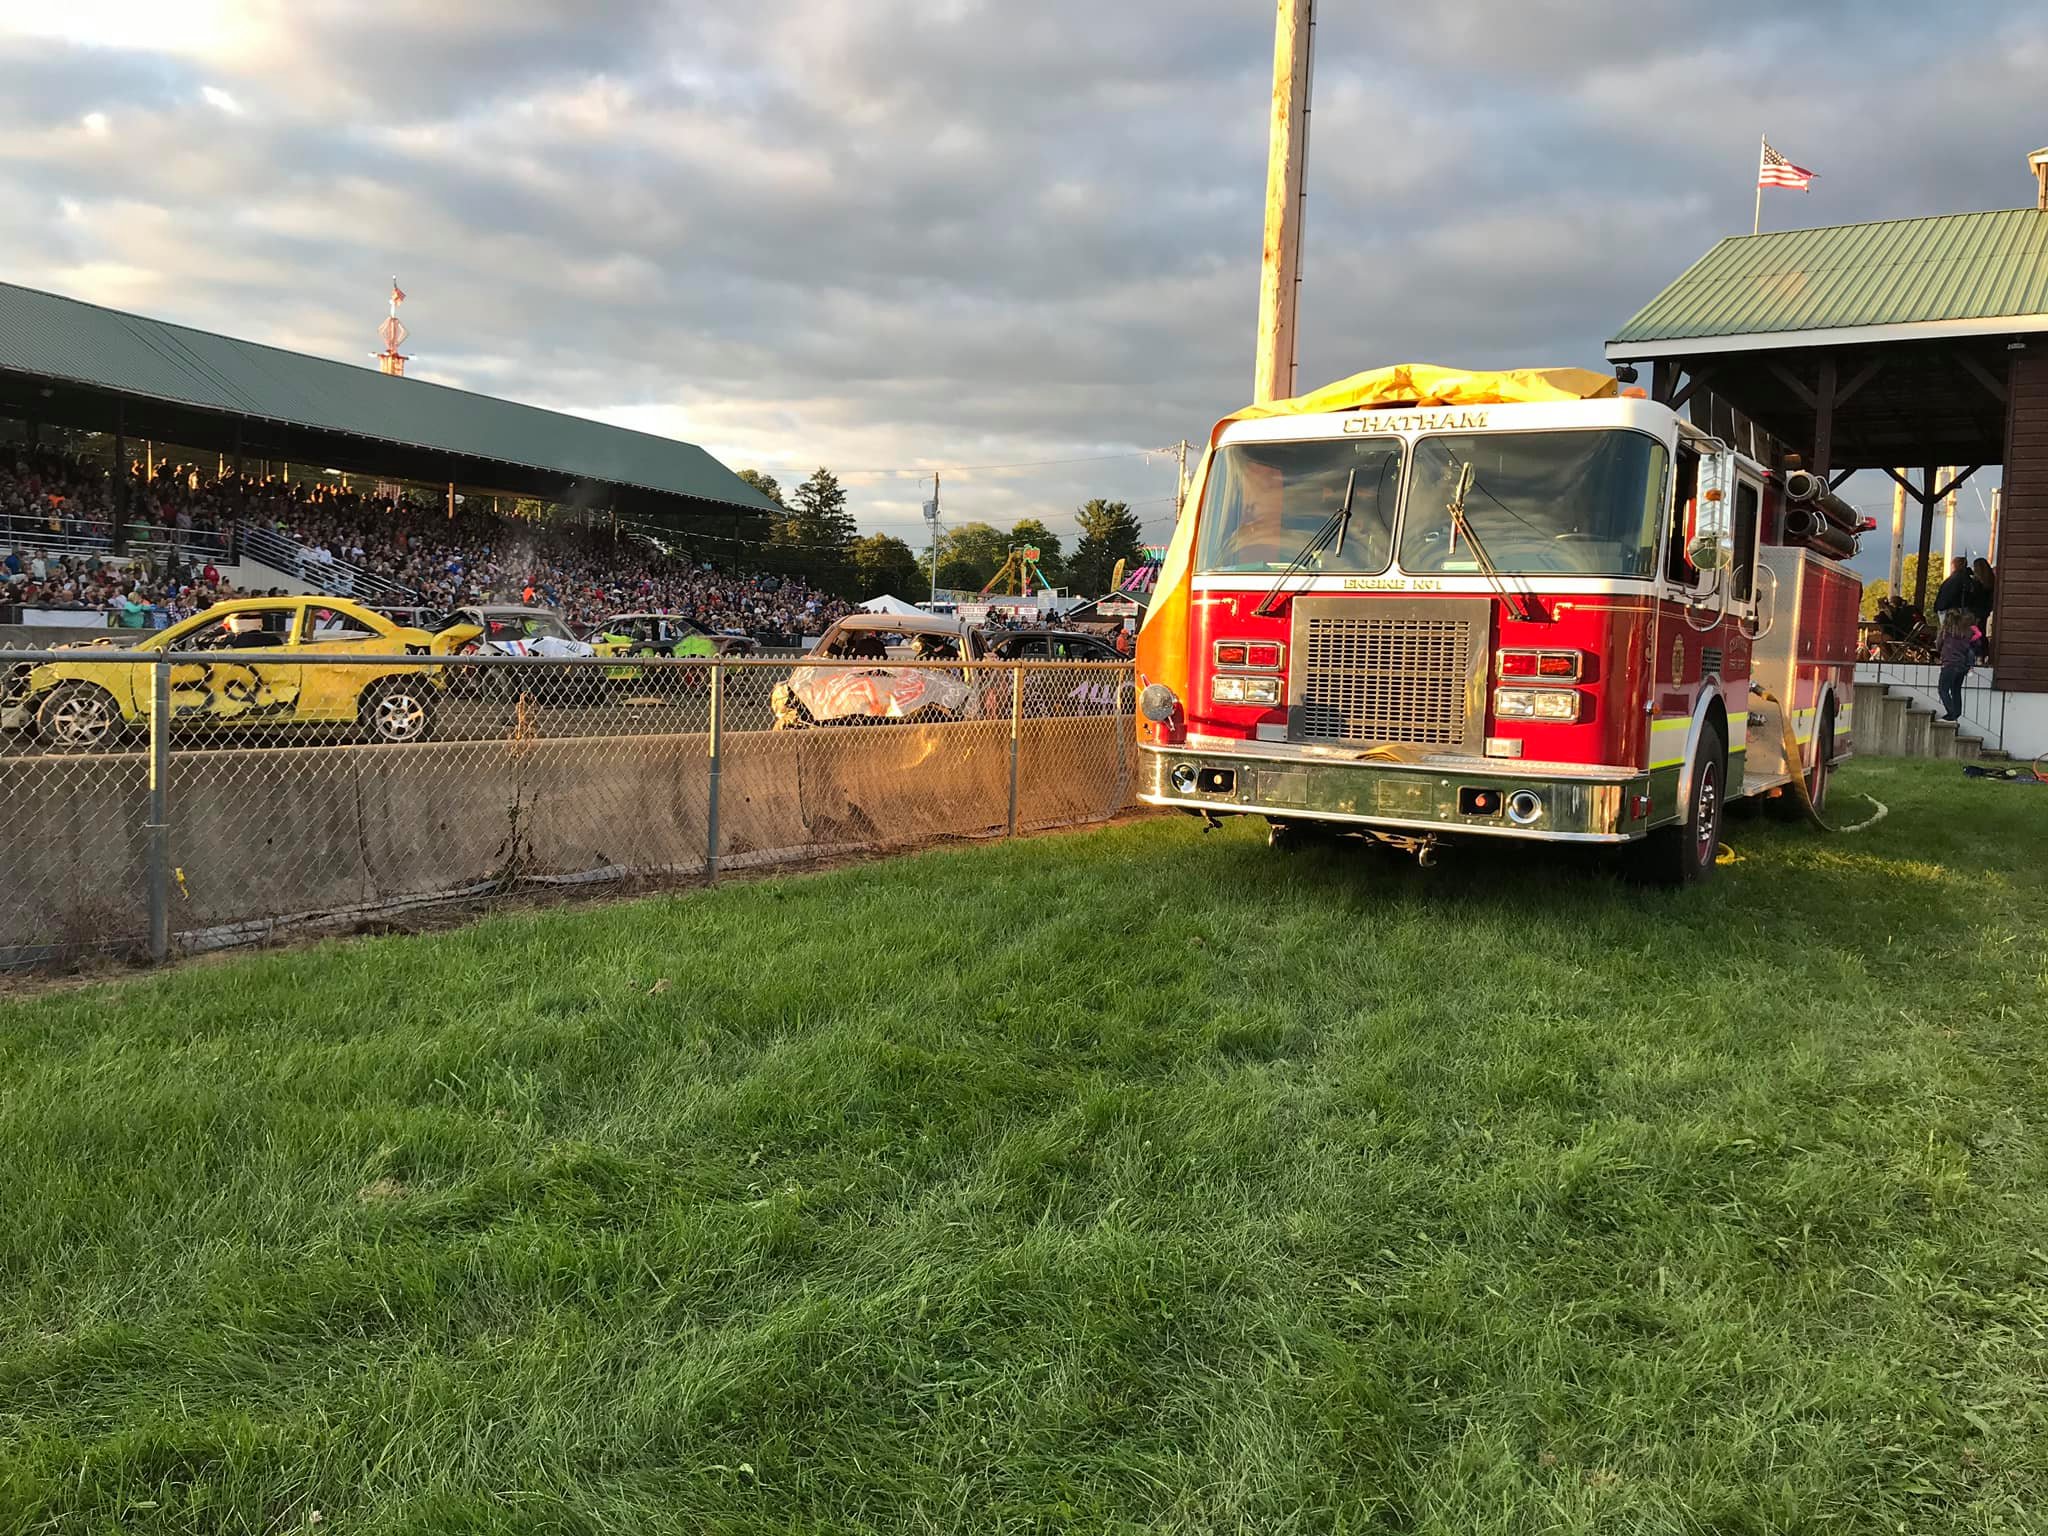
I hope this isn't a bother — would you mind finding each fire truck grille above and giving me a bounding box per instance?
[1294,615,1471,745]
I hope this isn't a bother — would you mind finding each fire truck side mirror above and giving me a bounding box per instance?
[1686,450,1736,573]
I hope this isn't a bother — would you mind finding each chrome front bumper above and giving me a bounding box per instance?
[1139,744,1646,842]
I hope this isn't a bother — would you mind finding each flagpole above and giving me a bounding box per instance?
[1753,132,1764,236]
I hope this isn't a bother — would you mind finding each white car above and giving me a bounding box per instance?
[438,605,594,701]
[441,606,594,660]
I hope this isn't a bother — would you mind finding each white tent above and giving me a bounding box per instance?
[859,593,925,616]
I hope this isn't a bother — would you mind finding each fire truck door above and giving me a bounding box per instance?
[1725,477,1779,795]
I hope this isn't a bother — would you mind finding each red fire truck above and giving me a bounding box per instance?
[1135,366,1863,884]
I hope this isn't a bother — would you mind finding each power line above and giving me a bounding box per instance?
[829,448,1178,476]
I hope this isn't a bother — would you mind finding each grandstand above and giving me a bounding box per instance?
[0,279,777,537]
[0,281,855,643]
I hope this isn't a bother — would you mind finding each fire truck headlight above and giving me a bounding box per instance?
[1494,687,1581,722]
[1139,683,1180,722]
[1210,675,1280,706]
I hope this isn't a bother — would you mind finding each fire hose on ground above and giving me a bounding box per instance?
[1751,684,1887,834]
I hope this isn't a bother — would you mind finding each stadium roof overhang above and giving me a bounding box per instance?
[0,281,782,526]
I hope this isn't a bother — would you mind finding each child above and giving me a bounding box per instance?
[1936,608,1974,723]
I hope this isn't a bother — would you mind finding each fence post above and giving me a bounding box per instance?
[146,656,171,964]
[706,660,724,882]
[1007,663,1023,837]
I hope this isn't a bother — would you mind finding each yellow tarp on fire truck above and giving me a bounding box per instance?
[1137,364,1620,712]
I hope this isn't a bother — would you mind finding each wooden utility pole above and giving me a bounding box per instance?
[1887,471,1906,591]
[1173,439,1192,515]
[1253,0,1314,404]
[1941,465,1958,565]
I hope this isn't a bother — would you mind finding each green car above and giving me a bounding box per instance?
[589,613,757,686]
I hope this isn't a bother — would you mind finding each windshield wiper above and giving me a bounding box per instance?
[1252,468,1356,619]
[1444,459,1535,623]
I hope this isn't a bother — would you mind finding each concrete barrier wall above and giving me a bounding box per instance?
[1,714,1137,962]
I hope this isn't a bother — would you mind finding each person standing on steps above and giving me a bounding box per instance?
[1936,609,1975,723]
[1933,556,1973,621]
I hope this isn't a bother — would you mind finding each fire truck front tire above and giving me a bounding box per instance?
[1639,722,1726,886]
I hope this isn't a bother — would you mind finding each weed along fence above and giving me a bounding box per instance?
[0,653,1140,966]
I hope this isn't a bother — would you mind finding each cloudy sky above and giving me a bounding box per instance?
[0,1,2039,568]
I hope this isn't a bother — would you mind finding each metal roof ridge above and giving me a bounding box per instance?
[1724,206,2047,241]
[0,277,726,463]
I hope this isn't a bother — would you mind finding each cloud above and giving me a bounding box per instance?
[0,0,2030,560]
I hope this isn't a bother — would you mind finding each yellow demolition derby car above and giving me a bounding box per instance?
[2,595,472,751]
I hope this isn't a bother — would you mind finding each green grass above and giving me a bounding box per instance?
[3,759,2046,1535]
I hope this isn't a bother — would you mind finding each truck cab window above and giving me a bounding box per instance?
[1733,481,1760,602]
[1667,446,1700,587]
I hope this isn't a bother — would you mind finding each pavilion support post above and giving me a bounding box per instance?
[1810,357,1837,476]
[1911,466,1937,613]
[1651,360,1679,406]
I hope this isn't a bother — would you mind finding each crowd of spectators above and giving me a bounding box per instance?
[1,444,854,645]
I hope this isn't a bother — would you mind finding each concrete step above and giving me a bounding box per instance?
[1852,682,1886,752]
[1954,734,1984,761]
[1875,690,1909,756]
[1979,747,2013,762]
[1927,718,1961,758]
[1896,705,1933,759]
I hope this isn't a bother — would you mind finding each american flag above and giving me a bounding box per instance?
[390,279,407,305]
[1758,140,1815,192]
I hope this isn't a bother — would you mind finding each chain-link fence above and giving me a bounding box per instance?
[1,651,1139,967]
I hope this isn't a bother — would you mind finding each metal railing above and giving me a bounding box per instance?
[1855,658,2007,751]
[0,652,1139,968]
[0,511,233,564]
[234,522,419,604]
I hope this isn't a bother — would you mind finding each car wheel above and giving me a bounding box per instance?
[1637,721,1725,886]
[361,678,435,744]
[36,681,123,752]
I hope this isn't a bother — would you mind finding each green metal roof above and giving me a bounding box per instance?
[1608,208,2048,353]
[0,281,781,513]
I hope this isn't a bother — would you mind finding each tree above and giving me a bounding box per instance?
[789,468,855,546]
[1862,552,1963,618]
[735,469,785,508]
[1007,518,1065,586]
[848,533,923,598]
[772,467,859,593]
[1069,498,1143,595]
[932,521,1008,592]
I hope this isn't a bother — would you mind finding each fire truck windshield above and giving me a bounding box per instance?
[1399,431,1668,578]
[1196,437,1402,574]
